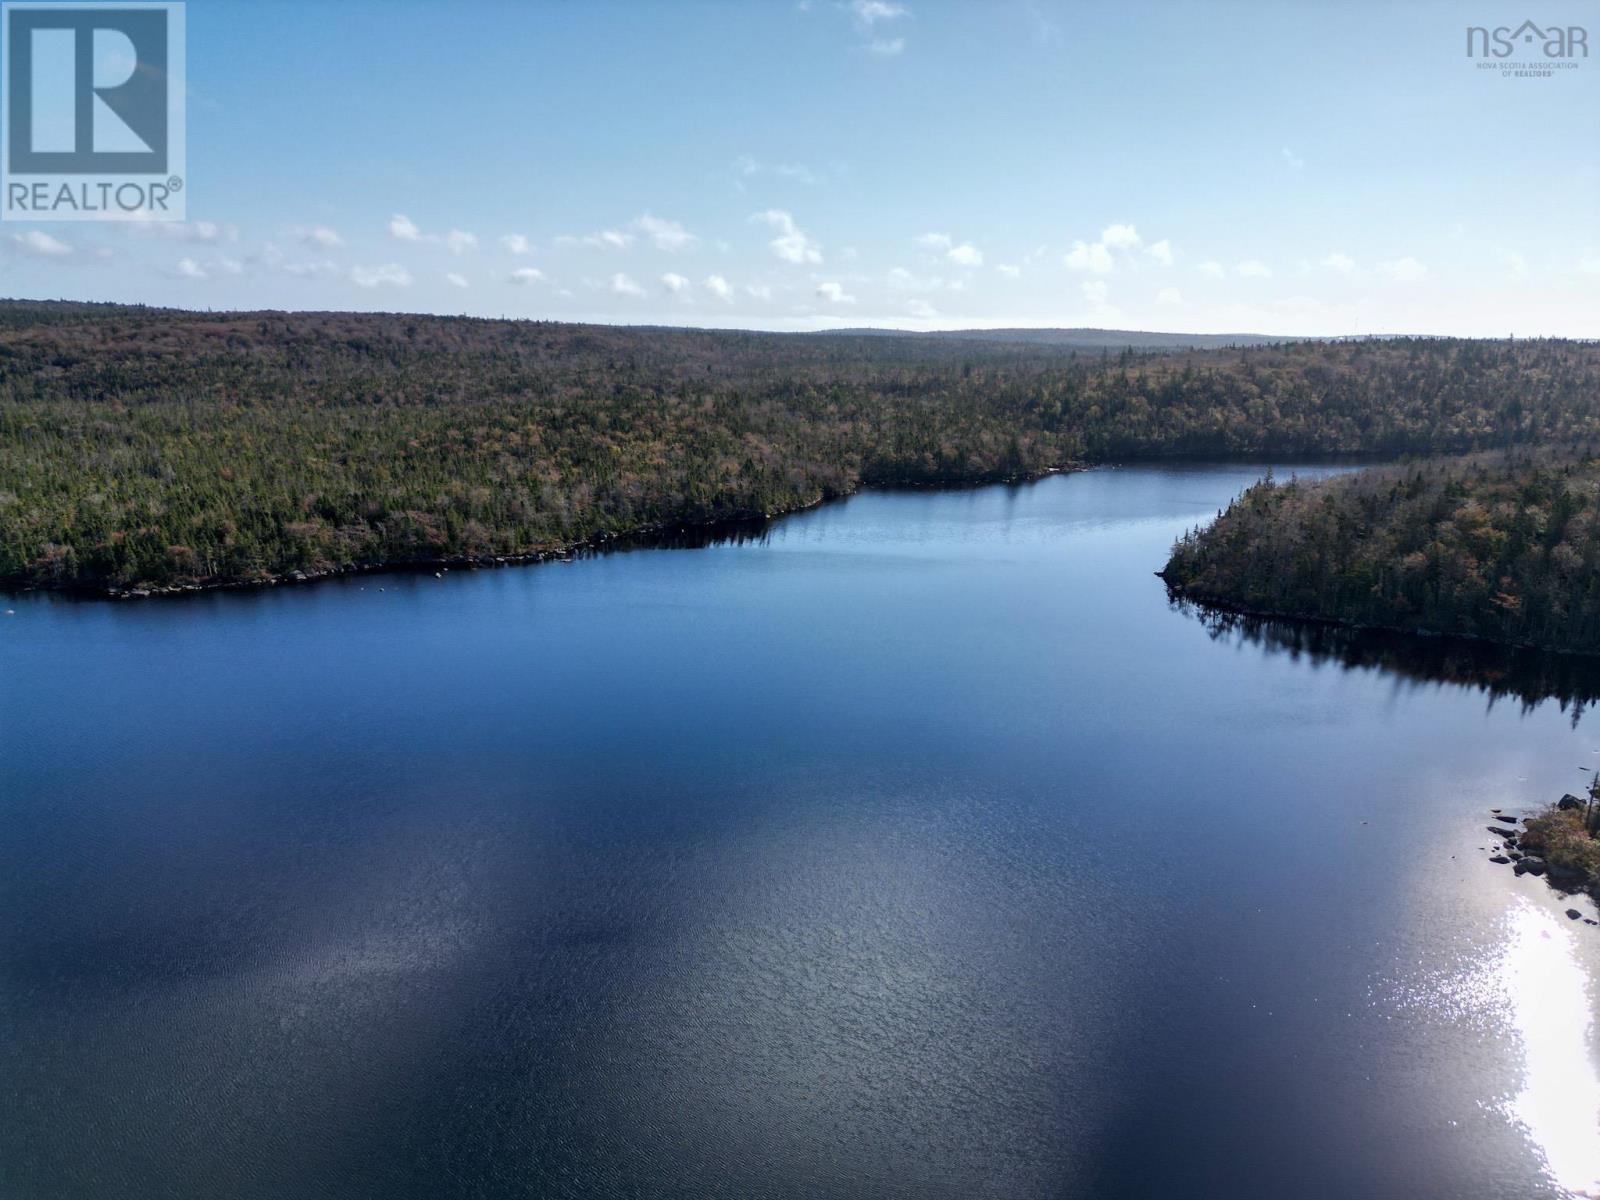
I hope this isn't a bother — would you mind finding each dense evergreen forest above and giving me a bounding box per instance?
[1,300,1598,594]
[1163,449,1600,656]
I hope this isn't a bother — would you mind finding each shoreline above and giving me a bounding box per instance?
[1158,577,1600,665]
[5,464,1083,603]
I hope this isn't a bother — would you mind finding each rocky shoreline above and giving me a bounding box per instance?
[1482,792,1600,922]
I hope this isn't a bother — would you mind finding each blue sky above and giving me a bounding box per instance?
[2,0,1597,335]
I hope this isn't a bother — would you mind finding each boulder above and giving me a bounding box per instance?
[1489,855,1511,865]
[1558,794,1585,812]
[1514,857,1548,877]
[1568,910,1584,920]
[1487,826,1519,839]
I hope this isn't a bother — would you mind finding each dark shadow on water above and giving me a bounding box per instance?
[1172,596,1600,726]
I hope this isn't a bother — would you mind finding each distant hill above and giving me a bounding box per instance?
[822,326,1305,352]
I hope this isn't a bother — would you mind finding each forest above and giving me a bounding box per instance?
[1162,448,1600,656]
[2,299,1600,594]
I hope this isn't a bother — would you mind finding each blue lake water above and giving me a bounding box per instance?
[4,463,1600,1199]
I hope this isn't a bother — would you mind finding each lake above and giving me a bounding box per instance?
[4,463,1599,1199]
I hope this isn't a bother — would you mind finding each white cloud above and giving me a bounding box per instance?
[445,230,478,255]
[1146,239,1173,267]
[816,281,856,304]
[867,37,905,55]
[1235,259,1272,278]
[609,272,645,297]
[1502,251,1529,278]
[907,298,937,318]
[661,272,691,294]
[215,257,243,275]
[126,219,232,243]
[1101,223,1142,250]
[1082,280,1109,305]
[1282,147,1306,170]
[704,274,734,301]
[1064,240,1114,274]
[501,233,534,255]
[1198,260,1227,279]
[446,272,469,288]
[9,230,72,257]
[1320,252,1355,275]
[1377,256,1427,283]
[509,266,545,284]
[1156,287,1184,306]
[388,213,423,242]
[745,283,773,300]
[996,263,1021,278]
[751,209,821,264]
[301,225,343,249]
[633,214,696,252]
[851,0,907,23]
[175,257,206,279]
[919,233,980,267]
[558,229,635,250]
[1580,254,1600,275]
[350,263,412,287]
[282,259,338,279]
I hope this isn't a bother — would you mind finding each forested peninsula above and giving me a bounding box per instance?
[3,300,1600,596]
[1162,449,1600,657]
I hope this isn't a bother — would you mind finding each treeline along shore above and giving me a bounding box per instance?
[1162,449,1600,658]
[2,299,1600,597]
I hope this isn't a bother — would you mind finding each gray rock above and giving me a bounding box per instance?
[1489,855,1511,865]
[1558,794,1585,812]
[1568,909,1583,920]
[1488,826,1519,839]
[1514,857,1548,877]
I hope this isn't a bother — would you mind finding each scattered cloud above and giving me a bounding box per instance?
[816,280,856,304]
[867,37,905,55]
[1377,256,1427,283]
[918,232,982,267]
[1235,259,1272,278]
[751,209,821,264]
[1501,250,1529,279]
[996,263,1021,279]
[509,266,545,284]
[388,213,423,242]
[704,274,734,301]
[1156,287,1184,305]
[1320,252,1355,275]
[501,233,534,255]
[661,271,691,294]
[446,272,469,288]
[851,0,907,23]
[9,230,72,257]
[634,214,697,252]
[350,262,412,287]
[1064,239,1115,274]
[907,298,938,318]
[1580,254,1600,275]
[734,156,819,187]
[175,256,207,279]
[445,230,478,254]
[1064,224,1170,274]
[745,283,773,300]
[609,272,645,297]
[1198,259,1227,279]
[301,225,344,249]
[1282,147,1306,170]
